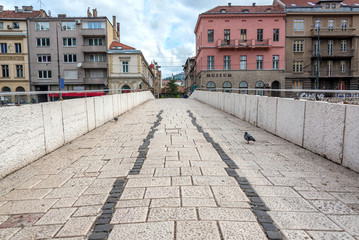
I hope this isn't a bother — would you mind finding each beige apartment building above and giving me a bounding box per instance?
[0,6,46,103]
[108,41,154,92]
[274,0,359,91]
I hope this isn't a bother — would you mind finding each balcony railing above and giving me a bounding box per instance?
[82,61,107,69]
[217,39,272,49]
[310,70,353,77]
[82,45,107,52]
[310,28,355,38]
[311,49,354,58]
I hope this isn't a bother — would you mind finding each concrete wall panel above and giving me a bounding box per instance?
[0,105,46,178]
[103,95,114,122]
[343,105,359,172]
[42,102,64,153]
[112,95,119,117]
[304,102,345,164]
[257,96,277,134]
[276,99,305,146]
[94,97,105,127]
[245,95,258,126]
[62,99,88,143]
[86,98,96,131]
[238,94,247,120]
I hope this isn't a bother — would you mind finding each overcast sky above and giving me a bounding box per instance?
[2,0,272,77]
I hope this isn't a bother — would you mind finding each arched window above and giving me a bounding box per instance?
[121,84,131,93]
[255,81,264,96]
[1,86,11,104]
[15,86,26,104]
[223,81,232,93]
[206,81,216,91]
[239,81,248,94]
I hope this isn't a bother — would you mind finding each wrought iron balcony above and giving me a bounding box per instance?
[310,70,353,78]
[310,28,355,38]
[311,49,354,58]
[217,39,272,49]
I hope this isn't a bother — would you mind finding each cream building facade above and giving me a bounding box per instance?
[108,41,154,92]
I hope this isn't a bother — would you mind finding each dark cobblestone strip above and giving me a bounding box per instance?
[129,110,164,175]
[88,177,126,240]
[187,110,283,240]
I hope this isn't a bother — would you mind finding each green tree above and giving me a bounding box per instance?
[165,78,180,98]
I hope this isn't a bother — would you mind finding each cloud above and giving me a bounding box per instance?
[1,0,272,77]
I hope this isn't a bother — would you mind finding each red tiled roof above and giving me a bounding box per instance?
[109,41,135,50]
[204,5,285,14]
[278,0,358,6]
[0,10,44,18]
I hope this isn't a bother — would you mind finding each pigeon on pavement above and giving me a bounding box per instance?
[244,132,256,144]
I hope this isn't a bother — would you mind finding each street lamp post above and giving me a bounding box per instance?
[56,23,62,100]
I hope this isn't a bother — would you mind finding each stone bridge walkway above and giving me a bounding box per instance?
[0,99,358,240]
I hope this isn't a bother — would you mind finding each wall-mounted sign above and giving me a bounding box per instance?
[206,73,232,78]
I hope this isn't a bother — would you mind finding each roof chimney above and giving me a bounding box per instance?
[0,5,3,12]
[117,22,120,40]
[112,16,117,40]
[93,8,97,17]
[87,7,92,17]
[58,14,66,18]
[252,3,256,6]
[228,3,232,6]
[22,6,33,12]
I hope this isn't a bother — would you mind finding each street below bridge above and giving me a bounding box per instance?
[0,99,358,239]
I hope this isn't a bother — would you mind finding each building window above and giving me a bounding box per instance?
[16,65,23,78]
[2,65,9,77]
[89,54,104,62]
[338,81,345,90]
[255,81,264,96]
[13,22,19,29]
[15,43,21,53]
[0,22,3,29]
[340,61,346,72]
[293,40,304,52]
[64,54,77,63]
[1,43,7,53]
[38,54,51,63]
[327,61,333,76]
[328,20,334,31]
[207,56,214,70]
[293,81,303,89]
[328,40,333,55]
[294,20,304,31]
[224,56,230,70]
[256,55,263,70]
[224,29,230,44]
[208,30,214,42]
[240,29,247,41]
[35,22,49,30]
[240,56,247,70]
[273,29,279,42]
[36,38,50,47]
[239,81,248,94]
[38,70,52,79]
[90,70,105,78]
[62,22,76,30]
[123,61,129,73]
[206,81,215,91]
[63,38,76,47]
[89,38,103,45]
[88,22,102,29]
[315,19,321,30]
[223,81,232,93]
[341,40,347,52]
[326,3,330,9]
[64,70,78,79]
[342,19,348,31]
[273,55,279,70]
[257,29,263,41]
[332,3,336,8]
[313,40,320,55]
[293,61,303,73]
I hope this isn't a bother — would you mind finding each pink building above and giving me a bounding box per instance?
[194,3,286,95]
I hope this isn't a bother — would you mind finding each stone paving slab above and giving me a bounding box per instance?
[0,99,358,239]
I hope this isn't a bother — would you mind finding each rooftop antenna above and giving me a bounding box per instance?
[37,0,45,9]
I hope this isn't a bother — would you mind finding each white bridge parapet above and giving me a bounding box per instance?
[191,90,359,173]
[0,91,154,179]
